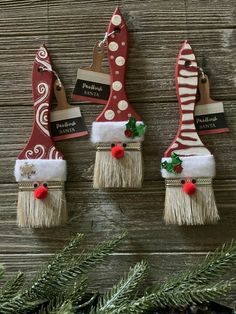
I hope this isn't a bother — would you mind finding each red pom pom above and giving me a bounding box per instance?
[183,182,196,195]
[111,145,125,159]
[34,185,48,199]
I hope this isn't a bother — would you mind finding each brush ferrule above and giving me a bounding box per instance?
[96,143,142,152]
[18,181,64,191]
[165,178,213,187]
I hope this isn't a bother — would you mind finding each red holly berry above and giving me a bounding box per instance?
[34,185,48,200]
[111,145,125,159]
[124,129,133,138]
[174,164,183,173]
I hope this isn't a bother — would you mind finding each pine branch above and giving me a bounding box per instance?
[0,264,4,279]
[38,298,74,314]
[151,241,236,294]
[0,272,25,303]
[28,233,84,299]
[0,233,125,314]
[94,261,148,313]
[116,280,235,314]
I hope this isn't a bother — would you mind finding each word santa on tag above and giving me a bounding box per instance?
[72,41,110,104]
[195,73,229,135]
[51,80,88,141]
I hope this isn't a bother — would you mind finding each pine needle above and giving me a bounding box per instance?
[116,280,235,314]
[0,272,25,303]
[0,264,4,279]
[151,241,236,294]
[95,261,148,313]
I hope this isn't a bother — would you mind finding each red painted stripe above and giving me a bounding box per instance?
[178,134,198,141]
[182,121,195,124]
[181,100,195,105]
[181,49,193,55]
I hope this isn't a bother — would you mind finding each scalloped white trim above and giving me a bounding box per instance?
[15,159,67,182]
[161,155,215,178]
[91,121,145,143]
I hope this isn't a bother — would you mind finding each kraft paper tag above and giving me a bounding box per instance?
[195,74,229,135]
[72,41,110,104]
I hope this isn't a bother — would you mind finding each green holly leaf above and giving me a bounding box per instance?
[136,124,147,136]
[126,117,137,130]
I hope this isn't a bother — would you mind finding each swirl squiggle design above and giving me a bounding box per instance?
[36,102,50,136]
[48,146,62,160]
[35,46,52,70]
[26,144,46,159]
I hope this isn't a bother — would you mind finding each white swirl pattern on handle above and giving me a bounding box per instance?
[36,102,50,136]
[49,146,62,160]
[26,144,45,159]
[35,46,52,70]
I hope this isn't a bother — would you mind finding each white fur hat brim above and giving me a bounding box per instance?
[161,155,216,179]
[14,159,67,182]
[91,121,145,143]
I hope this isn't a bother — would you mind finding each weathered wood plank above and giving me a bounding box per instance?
[0,253,235,306]
[0,0,235,34]
[0,181,235,254]
[0,102,235,182]
[0,29,235,105]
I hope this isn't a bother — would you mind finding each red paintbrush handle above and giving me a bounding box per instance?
[18,45,63,160]
[164,41,209,157]
[96,8,141,122]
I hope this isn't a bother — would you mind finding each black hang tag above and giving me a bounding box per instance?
[72,69,110,104]
[195,102,229,135]
[50,107,88,141]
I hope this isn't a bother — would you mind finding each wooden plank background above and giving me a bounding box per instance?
[0,0,236,307]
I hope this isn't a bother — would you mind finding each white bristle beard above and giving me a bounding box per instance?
[93,150,143,188]
[164,184,219,225]
[17,190,67,228]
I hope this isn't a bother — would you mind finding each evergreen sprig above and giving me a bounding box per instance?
[0,235,235,314]
[0,232,126,314]
[150,241,236,294]
[115,280,235,314]
[93,261,148,313]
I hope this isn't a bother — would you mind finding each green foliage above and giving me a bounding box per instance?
[93,261,148,313]
[0,235,234,314]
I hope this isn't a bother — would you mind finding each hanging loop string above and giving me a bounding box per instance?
[39,66,62,88]
[98,30,116,47]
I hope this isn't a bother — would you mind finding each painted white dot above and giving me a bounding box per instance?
[112,81,122,91]
[110,55,114,59]
[111,34,115,38]
[121,41,125,46]
[115,70,119,75]
[115,56,125,66]
[113,95,117,99]
[109,41,119,51]
[117,110,121,114]
[118,100,128,111]
[128,113,131,117]
[111,14,121,26]
[104,110,115,120]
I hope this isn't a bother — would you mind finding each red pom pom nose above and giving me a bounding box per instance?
[34,185,48,199]
[183,182,196,195]
[111,145,125,159]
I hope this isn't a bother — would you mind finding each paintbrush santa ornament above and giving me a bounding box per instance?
[161,41,219,225]
[91,8,146,188]
[14,45,67,227]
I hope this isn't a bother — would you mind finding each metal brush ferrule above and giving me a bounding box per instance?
[18,181,64,191]
[96,142,142,152]
[165,178,213,187]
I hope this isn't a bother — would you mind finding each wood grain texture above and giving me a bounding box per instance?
[0,0,235,307]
